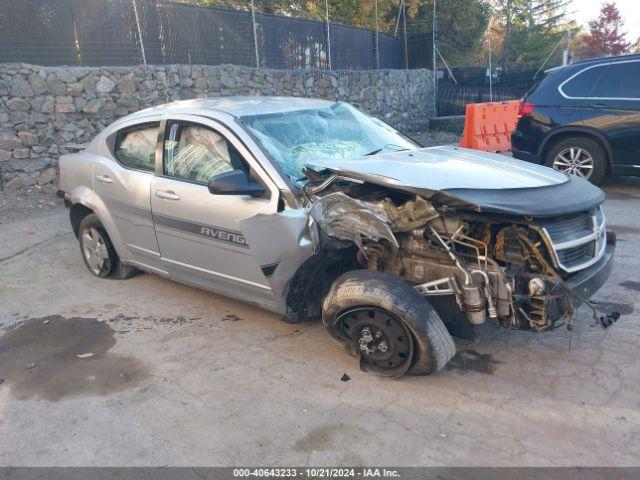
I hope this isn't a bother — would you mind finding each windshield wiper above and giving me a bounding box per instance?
[364,144,409,156]
[364,148,383,156]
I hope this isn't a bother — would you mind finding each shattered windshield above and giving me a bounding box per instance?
[239,102,420,186]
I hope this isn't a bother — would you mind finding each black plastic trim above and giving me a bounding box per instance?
[565,234,616,305]
[442,176,605,217]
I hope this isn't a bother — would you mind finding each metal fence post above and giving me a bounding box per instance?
[131,0,147,67]
[251,0,260,68]
[374,0,379,69]
[563,30,572,66]
[403,1,408,69]
[488,36,493,102]
[325,0,332,70]
[432,0,437,115]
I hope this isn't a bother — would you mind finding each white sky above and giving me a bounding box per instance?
[571,0,640,41]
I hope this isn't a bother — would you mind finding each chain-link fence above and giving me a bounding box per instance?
[1,0,601,125]
[404,0,574,119]
[0,0,408,70]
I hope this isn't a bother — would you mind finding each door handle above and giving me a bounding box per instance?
[95,175,112,184]
[155,190,180,201]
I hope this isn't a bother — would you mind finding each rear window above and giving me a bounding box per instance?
[560,65,606,98]
[114,123,159,172]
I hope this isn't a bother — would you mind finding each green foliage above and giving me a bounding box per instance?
[406,0,492,65]
[492,0,575,69]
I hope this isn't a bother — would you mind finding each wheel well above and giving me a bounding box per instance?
[541,131,610,170]
[286,247,359,321]
[70,203,94,238]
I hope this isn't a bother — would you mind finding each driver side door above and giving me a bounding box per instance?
[150,116,280,310]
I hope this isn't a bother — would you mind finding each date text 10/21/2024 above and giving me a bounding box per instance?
[233,468,401,478]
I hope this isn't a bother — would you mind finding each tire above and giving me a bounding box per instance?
[322,270,456,377]
[78,214,138,279]
[545,137,607,185]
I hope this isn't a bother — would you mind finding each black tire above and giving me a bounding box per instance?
[322,270,456,377]
[545,137,607,185]
[78,214,138,279]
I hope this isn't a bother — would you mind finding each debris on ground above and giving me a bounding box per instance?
[43,319,50,325]
[26,362,36,369]
[599,311,620,328]
[447,349,502,375]
[340,373,351,382]
[222,314,243,322]
[76,352,96,359]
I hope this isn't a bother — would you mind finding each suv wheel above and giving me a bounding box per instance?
[322,270,456,377]
[78,214,138,279]
[545,137,607,185]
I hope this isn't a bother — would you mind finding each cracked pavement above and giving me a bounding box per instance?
[0,178,639,467]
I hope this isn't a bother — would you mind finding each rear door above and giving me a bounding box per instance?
[561,59,640,168]
[150,115,280,309]
[587,60,640,168]
[93,120,164,271]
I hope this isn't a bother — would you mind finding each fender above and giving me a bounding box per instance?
[538,125,613,163]
[69,183,134,263]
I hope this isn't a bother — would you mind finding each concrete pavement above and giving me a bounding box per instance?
[0,178,639,466]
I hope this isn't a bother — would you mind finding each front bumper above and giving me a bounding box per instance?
[565,231,616,306]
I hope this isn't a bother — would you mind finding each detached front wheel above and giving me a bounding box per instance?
[322,270,456,377]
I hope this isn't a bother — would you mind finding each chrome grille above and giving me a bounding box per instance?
[537,207,606,273]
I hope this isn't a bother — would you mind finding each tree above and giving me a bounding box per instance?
[580,2,631,57]
[571,33,593,60]
[492,0,575,69]
[404,0,493,65]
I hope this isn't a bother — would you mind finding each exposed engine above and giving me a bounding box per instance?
[375,210,575,332]
[308,184,606,334]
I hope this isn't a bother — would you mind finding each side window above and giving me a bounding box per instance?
[561,66,606,98]
[592,61,640,99]
[163,122,248,184]
[114,123,159,172]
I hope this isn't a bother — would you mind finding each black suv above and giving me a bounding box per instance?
[511,54,640,185]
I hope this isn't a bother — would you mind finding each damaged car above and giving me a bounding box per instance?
[58,97,616,377]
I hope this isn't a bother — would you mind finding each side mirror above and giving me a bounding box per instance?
[208,169,267,197]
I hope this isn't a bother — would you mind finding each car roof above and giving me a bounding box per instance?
[546,53,640,74]
[570,53,640,66]
[123,96,337,123]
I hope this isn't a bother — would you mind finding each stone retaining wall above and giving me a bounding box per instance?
[0,63,434,193]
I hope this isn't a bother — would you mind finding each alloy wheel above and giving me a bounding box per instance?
[552,147,594,179]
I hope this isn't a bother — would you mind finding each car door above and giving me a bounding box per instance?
[589,60,640,169]
[92,120,164,272]
[573,60,640,169]
[150,115,280,309]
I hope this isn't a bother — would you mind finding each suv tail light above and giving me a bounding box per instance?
[517,101,535,118]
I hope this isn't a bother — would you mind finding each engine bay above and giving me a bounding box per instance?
[305,175,607,334]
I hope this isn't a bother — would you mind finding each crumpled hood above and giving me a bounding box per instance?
[308,145,605,217]
[309,145,569,190]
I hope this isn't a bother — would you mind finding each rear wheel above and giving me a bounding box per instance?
[322,270,456,377]
[78,214,138,279]
[545,137,607,185]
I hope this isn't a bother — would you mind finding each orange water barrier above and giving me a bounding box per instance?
[458,100,520,153]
